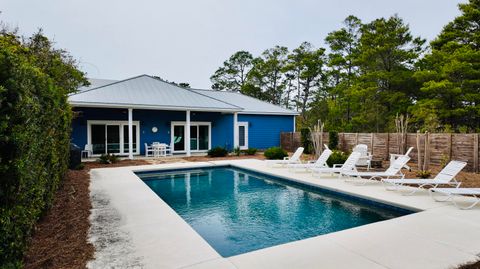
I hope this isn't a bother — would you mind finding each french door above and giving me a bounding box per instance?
[88,121,140,156]
[171,122,211,152]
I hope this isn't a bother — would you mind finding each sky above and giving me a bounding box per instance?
[2,0,465,89]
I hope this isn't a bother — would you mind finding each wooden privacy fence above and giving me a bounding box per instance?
[280,132,480,172]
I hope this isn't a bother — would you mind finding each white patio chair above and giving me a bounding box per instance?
[265,147,304,167]
[429,187,480,210]
[343,156,410,185]
[144,143,154,157]
[164,144,172,156]
[353,144,372,170]
[288,149,333,173]
[311,152,361,179]
[390,146,414,170]
[382,160,467,195]
[81,144,93,159]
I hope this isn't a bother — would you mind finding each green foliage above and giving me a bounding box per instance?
[264,147,288,160]
[0,28,87,267]
[326,150,349,167]
[209,2,479,133]
[416,170,432,179]
[210,51,254,92]
[300,128,313,154]
[73,163,85,170]
[328,131,339,150]
[207,146,228,157]
[243,148,258,155]
[233,146,241,156]
[97,154,119,164]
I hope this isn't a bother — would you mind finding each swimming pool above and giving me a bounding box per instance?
[137,166,411,257]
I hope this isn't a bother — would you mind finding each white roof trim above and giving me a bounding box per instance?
[238,111,298,116]
[70,101,242,112]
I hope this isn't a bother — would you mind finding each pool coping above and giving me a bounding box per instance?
[88,159,480,269]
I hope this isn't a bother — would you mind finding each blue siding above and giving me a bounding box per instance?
[71,107,294,154]
[238,114,294,150]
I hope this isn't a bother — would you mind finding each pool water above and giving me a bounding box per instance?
[138,166,409,257]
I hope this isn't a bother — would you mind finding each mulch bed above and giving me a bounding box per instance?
[23,160,149,269]
[22,156,480,269]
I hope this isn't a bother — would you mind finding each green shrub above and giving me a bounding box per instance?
[208,146,228,157]
[97,154,119,164]
[326,150,349,167]
[0,30,87,267]
[73,163,85,170]
[328,131,339,150]
[244,148,258,155]
[264,147,288,160]
[300,128,313,154]
[233,146,241,156]
[416,170,432,179]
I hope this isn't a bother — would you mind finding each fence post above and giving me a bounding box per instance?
[355,133,359,145]
[474,133,479,173]
[424,132,430,170]
[449,133,453,161]
[370,133,374,156]
[386,133,390,160]
[291,132,294,152]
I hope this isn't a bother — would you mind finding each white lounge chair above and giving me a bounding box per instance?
[390,146,414,170]
[266,147,304,167]
[343,155,410,185]
[353,144,372,170]
[288,149,333,173]
[382,160,467,195]
[430,187,480,210]
[310,152,361,178]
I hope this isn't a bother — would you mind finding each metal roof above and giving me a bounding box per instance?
[69,75,298,115]
[191,89,299,115]
[77,78,119,92]
[69,75,242,112]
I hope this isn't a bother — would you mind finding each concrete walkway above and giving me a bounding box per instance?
[87,159,480,269]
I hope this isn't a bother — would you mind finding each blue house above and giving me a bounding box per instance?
[69,75,298,158]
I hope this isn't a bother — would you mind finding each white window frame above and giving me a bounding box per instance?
[237,122,249,150]
[87,120,141,156]
[170,121,212,153]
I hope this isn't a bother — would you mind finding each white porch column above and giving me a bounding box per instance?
[128,108,133,160]
[233,112,239,148]
[186,110,191,157]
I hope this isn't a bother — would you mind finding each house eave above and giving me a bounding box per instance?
[238,111,300,116]
[69,101,242,113]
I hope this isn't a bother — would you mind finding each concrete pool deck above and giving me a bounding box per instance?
[87,159,480,269]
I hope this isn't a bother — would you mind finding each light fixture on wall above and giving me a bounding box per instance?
[152,127,158,133]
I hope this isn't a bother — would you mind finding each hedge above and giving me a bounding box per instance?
[0,30,86,267]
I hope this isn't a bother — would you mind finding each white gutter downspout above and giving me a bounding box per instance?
[293,116,296,132]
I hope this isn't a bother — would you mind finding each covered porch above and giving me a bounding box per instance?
[72,107,245,159]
